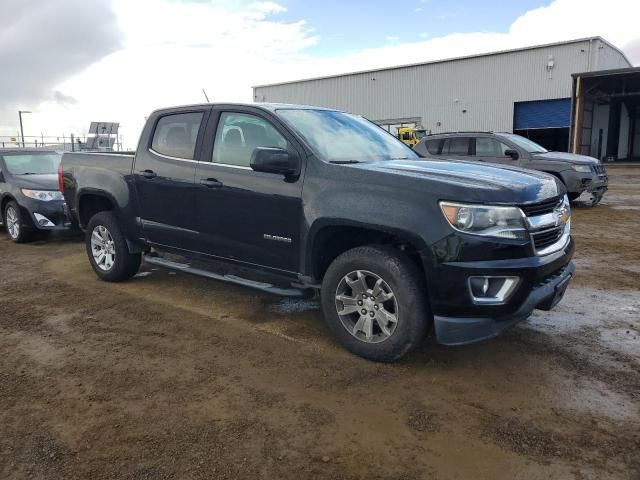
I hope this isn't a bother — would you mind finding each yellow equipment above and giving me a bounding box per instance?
[397,127,428,148]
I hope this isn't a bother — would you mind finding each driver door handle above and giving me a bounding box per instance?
[200,178,223,189]
[139,169,157,179]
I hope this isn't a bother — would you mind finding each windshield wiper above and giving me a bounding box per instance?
[329,160,362,164]
[18,172,41,175]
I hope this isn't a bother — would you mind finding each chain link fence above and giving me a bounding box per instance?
[0,134,122,152]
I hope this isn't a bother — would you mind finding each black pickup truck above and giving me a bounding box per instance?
[60,103,574,362]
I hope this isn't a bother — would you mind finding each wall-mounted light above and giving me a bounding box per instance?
[546,54,555,79]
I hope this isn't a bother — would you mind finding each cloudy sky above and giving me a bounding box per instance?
[1,0,639,148]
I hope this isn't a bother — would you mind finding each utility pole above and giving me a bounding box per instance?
[18,110,31,148]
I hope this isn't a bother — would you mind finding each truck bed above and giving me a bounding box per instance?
[61,152,135,176]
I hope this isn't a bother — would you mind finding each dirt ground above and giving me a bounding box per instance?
[1,165,639,480]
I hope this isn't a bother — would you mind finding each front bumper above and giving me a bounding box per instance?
[422,235,575,345]
[566,170,608,197]
[433,261,574,345]
[20,198,73,231]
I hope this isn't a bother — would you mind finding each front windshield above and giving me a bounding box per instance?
[498,133,548,154]
[2,152,61,175]
[415,130,427,140]
[276,109,419,162]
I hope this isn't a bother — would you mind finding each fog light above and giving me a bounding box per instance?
[468,276,520,305]
[34,213,55,227]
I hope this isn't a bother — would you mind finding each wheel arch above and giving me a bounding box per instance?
[1,194,33,227]
[77,190,118,228]
[1,194,15,222]
[306,220,429,283]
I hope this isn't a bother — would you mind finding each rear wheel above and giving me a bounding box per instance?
[85,211,141,282]
[4,201,33,243]
[321,245,430,362]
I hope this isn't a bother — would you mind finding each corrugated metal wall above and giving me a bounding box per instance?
[594,39,631,71]
[253,39,630,134]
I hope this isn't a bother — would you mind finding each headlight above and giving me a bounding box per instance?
[571,165,592,173]
[21,189,64,201]
[439,202,527,240]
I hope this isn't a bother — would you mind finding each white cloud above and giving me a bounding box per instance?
[4,0,640,148]
[414,7,422,12]
[250,1,287,14]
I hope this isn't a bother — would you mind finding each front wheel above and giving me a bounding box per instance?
[85,211,141,282]
[4,201,32,243]
[321,245,430,362]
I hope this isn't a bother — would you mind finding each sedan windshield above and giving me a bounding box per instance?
[276,109,419,162]
[497,133,548,154]
[2,152,61,175]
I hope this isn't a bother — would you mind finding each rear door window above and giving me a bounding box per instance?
[151,112,204,160]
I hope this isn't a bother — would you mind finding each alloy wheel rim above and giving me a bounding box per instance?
[334,270,399,344]
[6,207,20,239]
[91,225,116,271]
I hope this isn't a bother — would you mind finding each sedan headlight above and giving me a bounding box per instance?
[571,165,592,173]
[440,202,527,240]
[21,189,64,201]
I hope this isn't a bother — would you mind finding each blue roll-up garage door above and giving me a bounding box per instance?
[514,98,571,130]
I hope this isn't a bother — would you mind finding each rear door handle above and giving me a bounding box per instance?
[139,169,157,179]
[200,178,223,189]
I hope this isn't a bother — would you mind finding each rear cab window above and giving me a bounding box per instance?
[151,112,204,160]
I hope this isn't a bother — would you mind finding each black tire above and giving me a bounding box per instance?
[568,191,582,202]
[4,201,33,243]
[320,245,430,362]
[85,211,141,282]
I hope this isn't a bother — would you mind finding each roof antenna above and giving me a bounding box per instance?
[202,88,210,103]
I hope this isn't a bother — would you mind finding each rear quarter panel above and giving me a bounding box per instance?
[61,152,140,237]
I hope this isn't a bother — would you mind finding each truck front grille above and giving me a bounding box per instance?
[531,226,564,251]
[520,196,569,255]
[594,164,607,177]
[520,197,562,217]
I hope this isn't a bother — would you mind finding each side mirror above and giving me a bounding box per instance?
[504,149,519,160]
[250,147,298,177]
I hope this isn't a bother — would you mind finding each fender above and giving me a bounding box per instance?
[303,217,432,280]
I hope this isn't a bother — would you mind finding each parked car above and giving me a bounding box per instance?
[414,132,608,204]
[60,103,574,362]
[0,149,71,242]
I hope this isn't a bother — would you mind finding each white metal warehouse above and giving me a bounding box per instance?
[253,37,632,155]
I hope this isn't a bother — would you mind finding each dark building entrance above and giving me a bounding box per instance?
[571,67,640,162]
[513,98,571,152]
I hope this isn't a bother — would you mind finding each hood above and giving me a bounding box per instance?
[10,174,59,190]
[533,151,599,165]
[350,159,561,204]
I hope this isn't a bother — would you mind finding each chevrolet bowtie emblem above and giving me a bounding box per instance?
[554,206,569,226]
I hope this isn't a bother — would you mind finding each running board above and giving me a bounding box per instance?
[143,254,307,297]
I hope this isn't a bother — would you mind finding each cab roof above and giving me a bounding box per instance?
[150,102,343,116]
